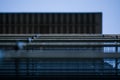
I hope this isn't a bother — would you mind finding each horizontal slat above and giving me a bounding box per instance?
[0,39,120,42]
[2,50,120,59]
[0,34,120,37]
[0,43,120,47]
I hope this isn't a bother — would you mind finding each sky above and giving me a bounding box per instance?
[0,0,120,34]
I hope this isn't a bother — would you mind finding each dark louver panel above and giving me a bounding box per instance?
[0,13,102,34]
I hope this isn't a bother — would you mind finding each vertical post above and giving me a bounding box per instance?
[115,35,118,75]
[115,55,118,75]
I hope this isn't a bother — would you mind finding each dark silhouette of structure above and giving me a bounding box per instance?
[0,13,102,34]
[0,13,120,80]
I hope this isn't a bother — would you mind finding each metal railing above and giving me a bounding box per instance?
[0,34,120,76]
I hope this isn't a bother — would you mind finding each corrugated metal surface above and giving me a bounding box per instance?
[0,13,102,34]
